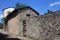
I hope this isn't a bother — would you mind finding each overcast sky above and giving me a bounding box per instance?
[0,0,60,22]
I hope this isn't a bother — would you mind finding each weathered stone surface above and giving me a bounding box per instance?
[7,8,38,37]
[4,8,60,40]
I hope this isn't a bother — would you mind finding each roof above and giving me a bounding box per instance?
[6,6,39,20]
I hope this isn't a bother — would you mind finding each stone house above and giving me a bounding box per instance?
[3,6,40,39]
[3,6,60,40]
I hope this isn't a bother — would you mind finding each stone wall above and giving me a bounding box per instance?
[17,9,38,36]
[7,8,38,36]
[7,16,19,35]
[26,16,40,39]
[24,12,60,40]
[7,9,60,40]
[36,12,60,40]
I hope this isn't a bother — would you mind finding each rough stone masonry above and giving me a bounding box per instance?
[3,7,60,40]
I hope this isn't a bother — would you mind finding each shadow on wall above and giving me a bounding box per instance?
[0,33,20,40]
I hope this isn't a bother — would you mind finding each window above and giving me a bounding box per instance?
[23,20,27,37]
[26,14,30,16]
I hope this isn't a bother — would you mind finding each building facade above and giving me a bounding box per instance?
[3,6,60,40]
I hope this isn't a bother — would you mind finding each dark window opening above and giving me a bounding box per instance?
[26,14,30,16]
[57,32,60,36]
[23,20,27,37]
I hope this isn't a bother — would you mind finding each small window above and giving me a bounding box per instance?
[26,14,30,16]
